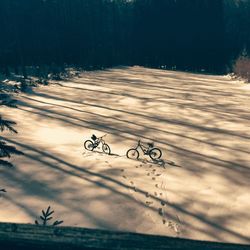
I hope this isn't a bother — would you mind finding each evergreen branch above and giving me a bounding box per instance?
[0,116,17,133]
[0,159,14,167]
[0,99,18,108]
[0,93,10,99]
[53,220,64,226]
[35,206,63,226]
[0,140,24,158]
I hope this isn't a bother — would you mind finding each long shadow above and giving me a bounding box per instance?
[3,195,38,219]
[76,67,249,97]
[22,93,250,144]
[28,84,250,124]
[60,82,250,120]
[3,67,250,242]
[25,91,250,141]
[72,76,237,98]
[16,101,250,176]
[2,168,129,230]
[59,85,152,102]
[21,96,250,155]
[3,137,250,243]
[60,79,238,107]
[3,169,64,201]
[2,137,180,225]
[14,107,250,188]
[69,72,250,120]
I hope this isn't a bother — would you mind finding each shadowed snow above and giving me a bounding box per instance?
[1,66,250,244]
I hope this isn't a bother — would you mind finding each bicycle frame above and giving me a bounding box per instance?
[92,135,106,147]
[126,140,161,160]
[85,134,110,155]
[135,140,151,155]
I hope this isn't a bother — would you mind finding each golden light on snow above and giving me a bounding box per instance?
[2,67,250,244]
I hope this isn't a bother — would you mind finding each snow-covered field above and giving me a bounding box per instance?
[1,66,250,244]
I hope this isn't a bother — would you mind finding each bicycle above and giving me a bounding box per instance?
[126,140,162,160]
[84,134,111,155]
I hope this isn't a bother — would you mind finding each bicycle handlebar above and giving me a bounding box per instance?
[138,139,153,148]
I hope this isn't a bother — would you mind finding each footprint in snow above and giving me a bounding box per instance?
[161,201,166,206]
[158,208,164,216]
[146,201,153,206]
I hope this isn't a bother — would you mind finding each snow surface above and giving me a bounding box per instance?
[1,66,250,243]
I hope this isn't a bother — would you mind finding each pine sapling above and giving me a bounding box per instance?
[35,206,63,226]
[0,116,23,167]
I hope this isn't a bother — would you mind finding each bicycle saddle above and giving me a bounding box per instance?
[147,142,154,147]
[91,134,97,141]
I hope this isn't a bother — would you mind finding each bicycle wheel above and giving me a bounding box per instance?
[149,148,162,160]
[102,143,111,154]
[126,149,139,159]
[84,140,94,151]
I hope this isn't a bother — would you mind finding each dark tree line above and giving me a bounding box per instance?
[132,0,226,72]
[224,0,250,60]
[0,0,250,75]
